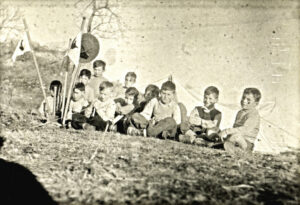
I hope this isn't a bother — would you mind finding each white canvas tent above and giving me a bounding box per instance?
[139,75,299,154]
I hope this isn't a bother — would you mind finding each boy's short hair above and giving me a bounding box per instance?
[161,81,176,92]
[74,82,85,92]
[50,80,62,93]
[79,69,92,79]
[99,81,113,91]
[125,87,139,97]
[125,72,137,80]
[145,84,159,98]
[93,60,106,70]
[204,86,219,98]
[126,87,139,105]
[243,88,262,103]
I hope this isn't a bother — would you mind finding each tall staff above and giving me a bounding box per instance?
[62,17,86,126]
[60,39,72,121]
[23,18,51,113]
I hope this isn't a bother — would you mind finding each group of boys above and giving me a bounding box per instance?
[39,59,262,154]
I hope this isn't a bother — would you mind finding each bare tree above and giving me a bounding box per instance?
[74,0,124,39]
[0,2,22,42]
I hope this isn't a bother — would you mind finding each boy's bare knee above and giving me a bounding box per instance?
[180,121,190,134]
[147,126,156,137]
[163,117,177,128]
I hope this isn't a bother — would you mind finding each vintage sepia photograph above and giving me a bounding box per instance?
[0,0,299,204]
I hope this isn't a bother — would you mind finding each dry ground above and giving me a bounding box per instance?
[0,49,299,204]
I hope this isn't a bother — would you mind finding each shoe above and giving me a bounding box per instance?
[162,131,169,139]
[194,138,207,146]
[179,134,193,143]
[185,130,197,144]
[127,126,142,136]
[110,124,117,132]
[83,123,96,131]
[179,134,187,143]
[127,126,135,135]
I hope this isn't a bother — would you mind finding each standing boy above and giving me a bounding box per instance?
[179,86,222,144]
[115,72,138,99]
[124,72,137,89]
[219,88,261,153]
[129,81,181,138]
[88,60,108,97]
[79,69,95,104]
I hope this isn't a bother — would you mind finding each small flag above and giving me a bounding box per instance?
[67,32,82,67]
[12,33,31,62]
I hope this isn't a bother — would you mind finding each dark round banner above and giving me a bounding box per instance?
[80,33,100,63]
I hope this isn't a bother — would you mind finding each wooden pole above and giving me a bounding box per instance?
[62,17,86,126]
[61,39,72,121]
[53,86,57,118]
[23,18,51,113]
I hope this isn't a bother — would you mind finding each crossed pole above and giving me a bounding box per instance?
[62,17,86,126]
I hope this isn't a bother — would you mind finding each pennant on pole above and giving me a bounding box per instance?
[12,33,31,62]
[67,32,82,67]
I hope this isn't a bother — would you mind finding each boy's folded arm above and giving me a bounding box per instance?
[225,112,260,136]
[201,113,222,128]
[188,108,202,126]
[201,119,218,128]
[173,104,181,125]
[96,103,116,121]
[140,98,156,121]
[106,103,117,121]
[84,104,93,117]
[119,104,135,115]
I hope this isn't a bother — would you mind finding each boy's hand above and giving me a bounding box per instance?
[219,130,227,142]
[149,118,156,126]
[84,112,91,118]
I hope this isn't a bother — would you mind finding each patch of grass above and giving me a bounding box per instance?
[0,127,299,205]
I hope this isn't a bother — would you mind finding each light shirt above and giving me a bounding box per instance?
[88,76,108,97]
[140,98,181,124]
[116,104,135,115]
[90,98,116,121]
[38,96,56,117]
[84,85,95,103]
[67,98,89,120]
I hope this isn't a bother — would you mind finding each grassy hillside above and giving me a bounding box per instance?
[0,48,299,204]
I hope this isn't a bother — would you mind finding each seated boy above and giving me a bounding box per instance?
[112,87,140,133]
[38,80,62,119]
[135,84,160,113]
[79,69,95,104]
[88,60,108,97]
[179,86,222,144]
[116,87,140,116]
[82,81,116,131]
[128,81,181,138]
[219,88,261,154]
[67,83,89,128]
